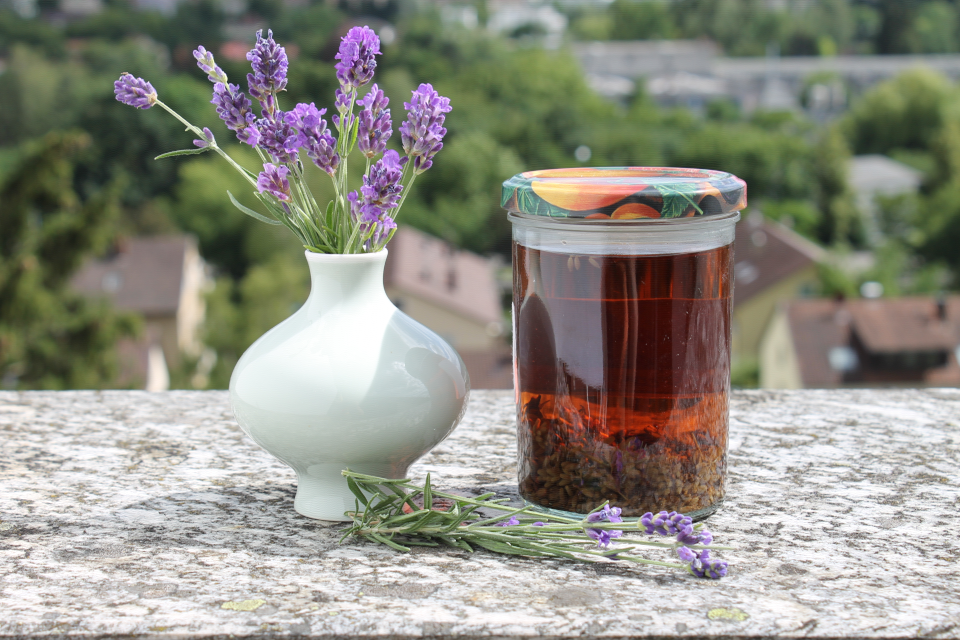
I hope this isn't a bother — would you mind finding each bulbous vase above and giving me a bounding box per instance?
[229,249,470,521]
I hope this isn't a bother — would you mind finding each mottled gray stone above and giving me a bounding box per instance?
[0,388,958,639]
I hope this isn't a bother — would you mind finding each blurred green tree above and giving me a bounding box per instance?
[813,124,862,246]
[608,0,677,40]
[0,132,140,389]
[842,68,955,154]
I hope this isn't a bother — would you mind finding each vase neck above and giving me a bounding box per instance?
[304,250,389,313]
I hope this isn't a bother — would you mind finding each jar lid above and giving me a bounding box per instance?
[501,167,747,220]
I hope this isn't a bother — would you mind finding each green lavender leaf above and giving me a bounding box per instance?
[227,191,282,225]
[154,147,212,159]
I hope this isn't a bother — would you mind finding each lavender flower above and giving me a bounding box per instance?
[676,524,713,547]
[348,190,396,251]
[257,112,302,164]
[193,46,227,84]
[676,546,697,562]
[400,83,451,174]
[335,88,352,114]
[587,505,623,524]
[585,503,623,549]
[641,511,692,536]
[495,516,520,527]
[335,25,380,90]
[357,84,392,159]
[247,29,288,115]
[193,127,215,148]
[114,73,157,109]
[360,150,404,210]
[211,82,257,143]
[290,103,339,176]
[587,527,623,549]
[680,548,727,579]
[257,163,292,203]
[333,89,354,132]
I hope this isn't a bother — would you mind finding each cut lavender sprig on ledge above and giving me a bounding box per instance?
[114,25,448,255]
[340,470,732,579]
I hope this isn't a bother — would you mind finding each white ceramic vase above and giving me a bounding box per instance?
[229,249,470,521]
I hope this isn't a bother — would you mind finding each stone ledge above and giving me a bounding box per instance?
[0,389,958,639]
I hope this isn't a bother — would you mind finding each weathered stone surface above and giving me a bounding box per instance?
[0,388,958,639]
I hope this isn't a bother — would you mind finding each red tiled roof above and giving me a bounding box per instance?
[70,236,192,317]
[786,296,960,388]
[849,298,957,352]
[384,227,502,326]
[734,214,824,306]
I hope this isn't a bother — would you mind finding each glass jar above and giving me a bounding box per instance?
[502,167,746,520]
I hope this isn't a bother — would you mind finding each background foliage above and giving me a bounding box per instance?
[2,0,960,388]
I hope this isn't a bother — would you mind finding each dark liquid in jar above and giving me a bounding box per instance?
[513,242,733,516]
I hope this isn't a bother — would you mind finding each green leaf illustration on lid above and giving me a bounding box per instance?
[658,183,704,218]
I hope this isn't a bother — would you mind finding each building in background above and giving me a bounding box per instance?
[71,236,210,391]
[760,296,960,388]
[384,227,512,389]
[573,40,960,114]
[848,154,924,244]
[732,212,824,367]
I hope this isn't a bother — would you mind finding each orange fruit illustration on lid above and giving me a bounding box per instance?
[531,179,648,212]
[611,203,661,219]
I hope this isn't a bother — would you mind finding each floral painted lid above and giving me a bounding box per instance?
[501,167,747,220]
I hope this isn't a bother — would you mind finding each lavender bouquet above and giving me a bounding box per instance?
[114,27,449,254]
[342,471,730,579]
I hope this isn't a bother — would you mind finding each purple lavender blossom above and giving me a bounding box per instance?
[357,84,392,159]
[682,548,728,579]
[587,527,623,549]
[676,524,713,547]
[193,127,215,148]
[247,29,288,115]
[257,112,302,164]
[585,503,623,549]
[360,150,404,209]
[368,214,396,250]
[400,83,451,174]
[257,163,292,202]
[676,546,696,562]
[641,511,692,536]
[587,505,623,524]
[495,516,520,527]
[211,82,257,142]
[193,46,227,84]
[348,190,396,251]
[533,522,545,527]
[335,88,352,114]
[114,73,157,109]
[335,26,381,90]
[290,103,339,175]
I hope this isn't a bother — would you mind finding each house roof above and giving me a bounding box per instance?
[733,213,824,306]
[848,154,923,198]
[384,227,502,326]
[71,236,194,316]
[785,296,960,388]
[848,298,957,353]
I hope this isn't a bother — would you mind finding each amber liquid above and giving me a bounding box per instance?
[513,242,733,517]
